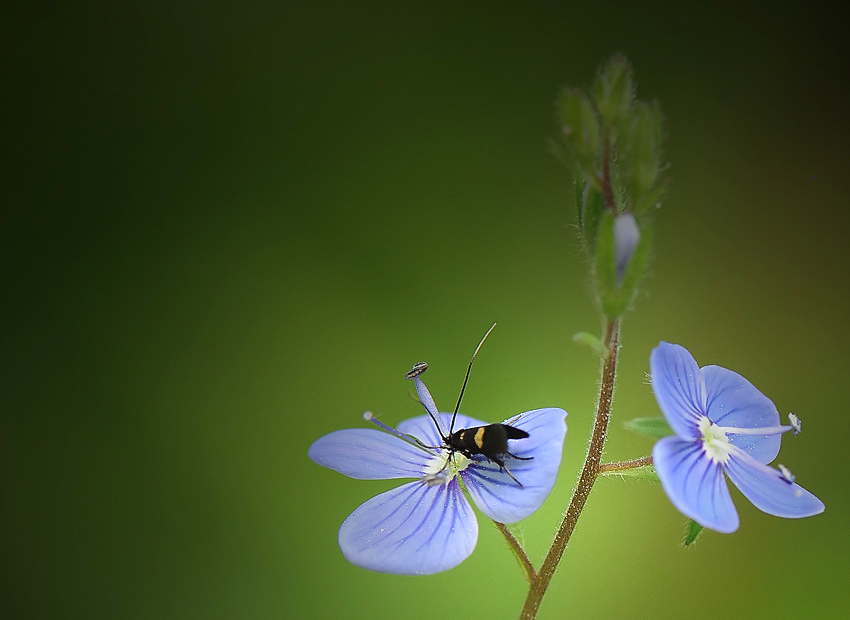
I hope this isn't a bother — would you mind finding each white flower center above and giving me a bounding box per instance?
[422,450,471,486]
[698,415,733,465]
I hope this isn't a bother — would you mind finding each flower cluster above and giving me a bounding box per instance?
[309,368,567,574]
[650,342,824,532]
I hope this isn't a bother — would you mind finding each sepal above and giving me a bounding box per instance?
[558,87,601,169]
[622,100,665,210]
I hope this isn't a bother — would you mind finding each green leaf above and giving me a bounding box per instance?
[624,416,674,439]
[684,519,704,546]
[600,465,659,482]
[572,331,608,357]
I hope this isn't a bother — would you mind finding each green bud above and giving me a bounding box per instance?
[594,210,653,318]
[558,87,600,167]
[593,54,634,129]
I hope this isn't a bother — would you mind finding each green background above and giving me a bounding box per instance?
[5,2,848,618]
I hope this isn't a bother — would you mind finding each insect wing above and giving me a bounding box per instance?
[501,424,530,440]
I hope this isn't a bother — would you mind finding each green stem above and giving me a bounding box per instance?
[493,521,536,583]
[519,319,620,620]
[599,455,653,473]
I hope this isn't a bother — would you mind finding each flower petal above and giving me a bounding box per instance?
[653,435,739,533]
[397,413,488,446]
[724,447,825,519]
[650,343,706,440]
[462,408,567,523]
[309,429,432,479]
[338,479,478,575]
[702,364,782,464]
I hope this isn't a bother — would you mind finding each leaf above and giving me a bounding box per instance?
[683,519,704,546]
[624,416,674,439]
[572,331,608,357]
[600,465,659,482]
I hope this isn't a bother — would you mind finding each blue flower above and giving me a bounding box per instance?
[309,371,567,575]
[650,342,824,533]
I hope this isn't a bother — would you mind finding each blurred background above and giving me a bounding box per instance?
[5,1,848,618]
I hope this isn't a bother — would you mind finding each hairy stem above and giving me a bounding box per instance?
[493,521,537,583]
[599,455,653,473]
[520,319,620,620]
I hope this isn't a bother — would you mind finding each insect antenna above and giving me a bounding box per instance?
[449,322,497,435]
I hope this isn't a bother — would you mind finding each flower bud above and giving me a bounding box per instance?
[594,210,651,318]
[593,55,634,129]
[613,212,641,288]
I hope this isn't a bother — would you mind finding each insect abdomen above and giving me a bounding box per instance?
[449,424,529,457]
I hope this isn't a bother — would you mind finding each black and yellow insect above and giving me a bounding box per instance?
[446,423,531,471]
[405,325,532,486]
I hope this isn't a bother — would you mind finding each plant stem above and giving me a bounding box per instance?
[519,319,620,620]
[493,521,537,583]
[599,455,653,473]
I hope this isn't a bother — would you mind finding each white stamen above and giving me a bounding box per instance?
[698,416,734,464]
[422,450,471,486]
[364,411,438,454]
[714,423,792,436]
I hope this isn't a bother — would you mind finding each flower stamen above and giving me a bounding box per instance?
[698,416,733,464]
[363,411,439,454]
[422,450,471,486]
[713,423,792,436]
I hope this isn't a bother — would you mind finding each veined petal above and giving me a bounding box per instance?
[650,343,706,440]
[397,413,488,446]
[463,408,567,523]
[703,365,782,464]
[502,407,569,458]
[338,479,478,575]
[653,435,739,533]
[309,429,432,480]
[724,447,825,519]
